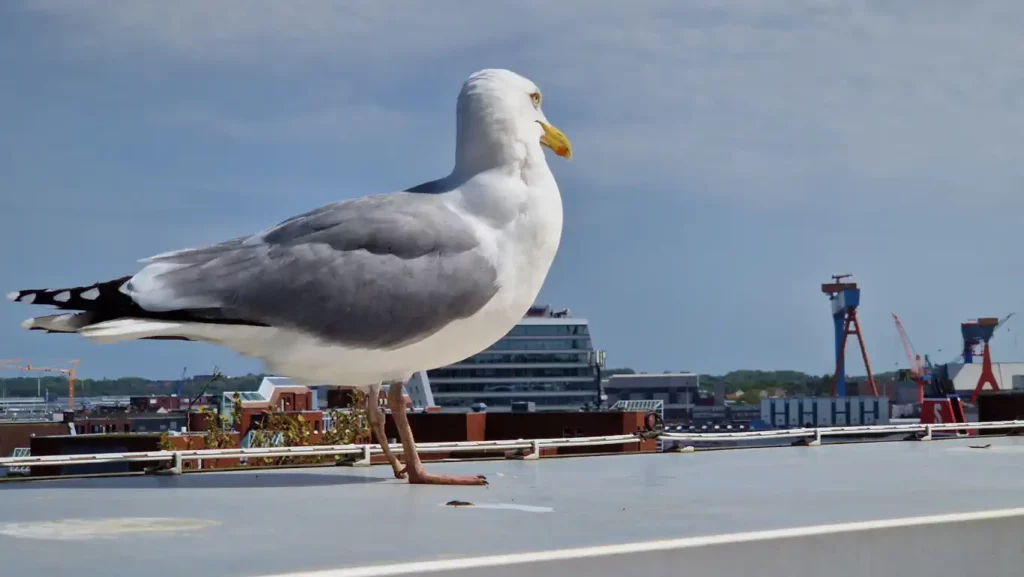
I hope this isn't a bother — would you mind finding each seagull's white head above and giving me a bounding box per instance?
[454,68,572,175]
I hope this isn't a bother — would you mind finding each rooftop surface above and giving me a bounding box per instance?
[3,436,1024,576]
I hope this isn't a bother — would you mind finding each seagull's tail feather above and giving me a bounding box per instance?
[17,313,190,343]
[8,275,263,343]
[21,312,103,333]
[78,319,198,344]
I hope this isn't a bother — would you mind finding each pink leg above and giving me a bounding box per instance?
[387,380,488,486]
[366,383,406,479]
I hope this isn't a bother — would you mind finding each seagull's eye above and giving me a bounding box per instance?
[530,92,542,108]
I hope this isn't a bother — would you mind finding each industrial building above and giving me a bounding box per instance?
[759,396,890,428]
[602,372,698,421]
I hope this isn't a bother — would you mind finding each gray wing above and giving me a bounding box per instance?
[125,192,500,350]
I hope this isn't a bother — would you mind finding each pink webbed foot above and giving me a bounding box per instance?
[407,471,489,486]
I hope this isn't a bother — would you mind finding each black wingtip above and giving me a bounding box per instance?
[6,277,133,311]
[6,289,47,305]
[10,275,266,333]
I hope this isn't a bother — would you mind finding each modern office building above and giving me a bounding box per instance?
[426,305,605,412]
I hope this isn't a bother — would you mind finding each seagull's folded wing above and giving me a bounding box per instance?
[125,193,500,350]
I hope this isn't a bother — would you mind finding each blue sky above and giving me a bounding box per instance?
[3,0,1024,380]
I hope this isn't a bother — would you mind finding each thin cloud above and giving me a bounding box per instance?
[19,0,1024,210]
[159,104,420,145]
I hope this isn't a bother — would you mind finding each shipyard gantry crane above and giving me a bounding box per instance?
[959,314,1015,403]
[821,274,878,397]
[0,359,81,409]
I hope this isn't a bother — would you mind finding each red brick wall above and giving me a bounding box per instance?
[13,410,657,475]
[383,412,485,443]
[0,422,68,457]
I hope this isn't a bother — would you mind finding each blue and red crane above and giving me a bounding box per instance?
[821,274,878,397]
[958,313,1015,403]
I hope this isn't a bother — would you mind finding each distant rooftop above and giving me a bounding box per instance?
[518,305,589,326]
[524,304,572,318]
[221,376,309,405]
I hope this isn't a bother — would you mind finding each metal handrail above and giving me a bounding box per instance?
[0,434,641,470]
[659,419,1024,441]
[2,420,1021,472]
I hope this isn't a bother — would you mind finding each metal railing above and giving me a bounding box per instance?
[1,420,1022,475]
[659,419,1024,444]
[0,434,641,473]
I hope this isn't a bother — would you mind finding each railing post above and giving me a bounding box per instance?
[335,444,373,467]
[353,445,372,467]
[168,452,183,475]
[507,439,541,461]
[793,429,821,447]
[810,429,822,446]
[523,440,541,461]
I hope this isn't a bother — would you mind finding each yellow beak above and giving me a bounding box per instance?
[538,121,572,160]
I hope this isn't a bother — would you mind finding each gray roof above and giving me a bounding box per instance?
[2,436,1023,577]
[610,399,664,412]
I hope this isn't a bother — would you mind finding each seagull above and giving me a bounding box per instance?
[7,68,572,486]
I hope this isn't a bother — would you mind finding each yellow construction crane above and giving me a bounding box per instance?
[0,359,82,410]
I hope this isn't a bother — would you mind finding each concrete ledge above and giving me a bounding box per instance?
[271,508,1024,577]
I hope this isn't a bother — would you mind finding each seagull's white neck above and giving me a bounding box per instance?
[453,124,524,177]
[448,134,559,229]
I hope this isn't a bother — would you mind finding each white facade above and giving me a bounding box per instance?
[944,362,1024,395]
[760,396,890,428]
[403,371,435,409]
[427,306,601,412]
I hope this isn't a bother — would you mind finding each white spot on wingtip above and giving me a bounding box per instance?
[20,293,35,304]
[5,291,18,301]
[20,318,36,329]
[81,288,100,300]
[54,291,71,303]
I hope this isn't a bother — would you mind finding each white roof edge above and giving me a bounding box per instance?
[607,373,699,378]
[518,317,589,325]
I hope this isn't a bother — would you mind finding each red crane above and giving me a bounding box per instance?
[891,314,926,404]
